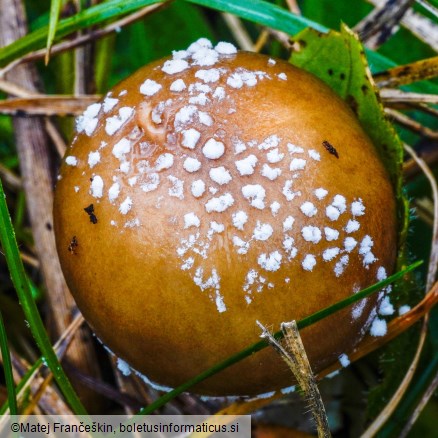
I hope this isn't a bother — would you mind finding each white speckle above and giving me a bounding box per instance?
[227,72,243,89]
[88,151,100,168]
[162,59,189,74]
[300,201,317,217]
[399,305,411,315]
[259,135,280,150]
[233,236,250,254]
[76,103,101,136]
[170,79,186,92]
[233,138,246,155]
[334,255,349,277]
[117,358,131,376]
[323,247,340,261]
[283,236,297,259]
[324,227,339,241]
[183,157,202,173]
[352,297,367,319]
[332,195,347,214]
[242,184,266,209]
[253,221,273,241]
[301,226,322,244]
[278,73,287,80]
[195,68,221,83]
[119,197,132,215]
[215,41,237,54]
[266,148,284,163]
[181,128,201,149]
[140,79,162,96]
[370,318,387,337]
[209,166,232,185]
[302,254,316,271]
[119,90,127,96]
[281,385,296,394]
[108,182,120,202]
[191,179,206,198]
[181,257,195,271]
[105,107,134,136]
[258,251,282,272]
[192,47,219,67]
[112,137,131,160]
[103,97,118,113]
[155,153,174,171]
[168,175,184,199]
[261,164,281,180]
[209,187,218,195]
[209,221,225,233]
[359,235,376,266]
[205,193,234,213]
[232,211,248,230]
[202,138,225,159]
[189,93,210,106]
[124,218,140,228]
[283,216,295,232]
[338,354,350,368]
[379,296,394,316]
[377,266,387,281]
[287,143,304,154]
[188,38,213,53]
[213,86,226,100]
[268,58,276,65]
[270,201,281,216]
[345,219,360,233]
[198,111,213,126]
[215,291,227,313]
[65,156,78,166]
[141,173,159,193]
[314,188,328,200]
[326,205,341,221]
[172,49,189,59]
[90,176,104,198]
[344,237,357,252]
[74,186,79,192]
[189,82,211,93]
[184,212,201,229]
[290,158,306,171]
[351,199,365,216]
[175,105,197,127]
[282,180,301,201]
[235,154,258,176]
[119,162,130,173]
[99,141,107,149]
[308,149,321,161]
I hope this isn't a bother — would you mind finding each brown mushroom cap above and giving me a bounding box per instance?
[53,40,397,396]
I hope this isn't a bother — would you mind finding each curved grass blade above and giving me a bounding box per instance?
[0,311,18,415]
[0,179,87,415]
[137,260,422,415]
[45,0,62,65]
[0,0,166,67]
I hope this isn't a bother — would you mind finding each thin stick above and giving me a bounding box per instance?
[380,88,438,105]
[385,108,438,139]
[257,321,331,438]
[221,13,254,51]
[45,119,67,157]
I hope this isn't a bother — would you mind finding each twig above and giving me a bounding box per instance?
[253,31,269,53]
[380,88,438,105]
[221,13,254,51]
[0,163,21,190]
[399,370,438,438]
[285,0,301,15]
[385,108,438,139]
[354,0,414,49]
[44,119,67,158]
[0,3,166,78]
[257,321,331,438]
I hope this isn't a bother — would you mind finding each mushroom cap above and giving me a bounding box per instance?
[53,43,397,396]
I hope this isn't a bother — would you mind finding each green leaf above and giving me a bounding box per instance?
[45,0,62,64]
[0,311,17,415]
[0,179,88,415]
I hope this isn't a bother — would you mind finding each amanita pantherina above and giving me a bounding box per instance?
[53,39,397,396]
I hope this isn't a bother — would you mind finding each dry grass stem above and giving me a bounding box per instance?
[44,119,67,158]
[374,57,438,88]
[253,31,270,53]
[399,370,438,438]
[380,88,438,105]
[385,108,438,139]
[285,0,301,15]
[0,163,21,190]
[257,321,331,438]
[221,13,254,51]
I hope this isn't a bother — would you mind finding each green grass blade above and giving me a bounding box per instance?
[0,0,166,67]
[0,311,18,415]
[45,0,62,64]
[0,358,43,415]
[138,260,422,414]
[0,179,87,415]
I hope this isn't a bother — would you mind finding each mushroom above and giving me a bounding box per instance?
[53,38,397,396]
